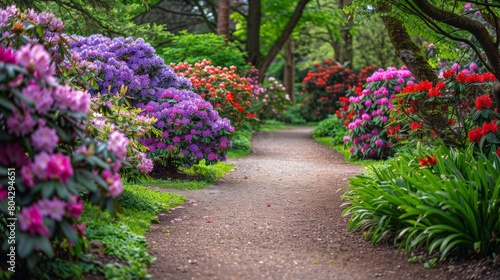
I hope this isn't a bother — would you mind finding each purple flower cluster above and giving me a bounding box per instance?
[138,88,234,167]
[69,34,191,102]
[345,66,415,159]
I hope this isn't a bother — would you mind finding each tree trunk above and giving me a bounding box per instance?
[377,2,438,82]
[284,38,295,104]
[246,0,261,66]
[258,0,310,82]
[333,0,353,66]
[217,0,230,42]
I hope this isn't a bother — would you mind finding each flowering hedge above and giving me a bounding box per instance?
[392,66,498,151]
[172,60,257,128]
[344,66,415,159]
[138,88,234,168]
[245,66,291,120]
[0,44,124,266]
[69,34,191,103]
[301,59,377,121]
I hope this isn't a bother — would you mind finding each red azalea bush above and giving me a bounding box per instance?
[392,67,498,150]
[171,60,257,128]
[301,59,376,121]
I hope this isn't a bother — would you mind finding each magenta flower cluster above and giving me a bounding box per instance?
[138,88,234,167]
[69,34,191,102]
[0,39,125,260]
[345,66,415,159]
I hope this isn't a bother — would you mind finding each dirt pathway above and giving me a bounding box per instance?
[146,127,467,280]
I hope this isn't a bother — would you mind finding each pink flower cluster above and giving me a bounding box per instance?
[137,153,154,174]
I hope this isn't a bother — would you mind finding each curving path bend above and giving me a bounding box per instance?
[146,127,469,280]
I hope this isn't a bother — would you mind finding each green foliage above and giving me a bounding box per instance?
[282,104,307,125]
[162,31,247,69]
[312,116,347,145]
[180,160,235,183]
[227,123,253,158]
[342,144,500,261]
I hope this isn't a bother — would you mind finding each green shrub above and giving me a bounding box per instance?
[312,116,348,145]
[342,144,500,261]
[162,31,247,69]
[228,123,253,158]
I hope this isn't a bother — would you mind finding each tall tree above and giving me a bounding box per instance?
[257,0,310,82]
[217,0,230,40]
[246,0,262,66]
[376,2,437,82]
[333,0,354,65]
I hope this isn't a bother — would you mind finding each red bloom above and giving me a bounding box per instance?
[468,127,484,142]
[410,121,423,130]
[456,73,468,83]
[475,95,493,110]
[419,153,438,167]
[443,70,455,79]
[496,147,500,157]
[482,121,499,134]
[428,88,441,98]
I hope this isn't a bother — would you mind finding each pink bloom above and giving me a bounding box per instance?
[108,131,128,159]
[21,164,35,188]
[103,170,123,198]
[0,142,28,168]
[16,44,54,78]
[46,153,73,184]
[137,153,154,174]
[66,195,84,219]
[22,82,53,113]
[7,107,36,136]
[31,126,59,152]
[72,223,87,237]
[18,205,50,236]
[469,62,478,72]
[52,85,91,114]
[173,136,181,143]
[375,139,384,147]
[37,197,66,221]
[32,152,51,179]
[0,184,7,200]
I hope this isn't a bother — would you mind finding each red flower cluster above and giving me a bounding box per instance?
[475,95,493,110]
[468,121,499,142]
[410,121,423,130]
[401,81,445,98]
[456,72,496,83]
[301,59,376,121]
[172,60,257,128]
[419,153,438,167]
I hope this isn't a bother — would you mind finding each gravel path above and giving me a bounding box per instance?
[146,127,477,280]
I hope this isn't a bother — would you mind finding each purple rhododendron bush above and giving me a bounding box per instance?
[69,34,234,170]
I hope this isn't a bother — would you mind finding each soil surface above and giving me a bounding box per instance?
[146,127,500,280]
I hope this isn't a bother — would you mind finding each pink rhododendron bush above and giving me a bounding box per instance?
[0,44,124,265]
[0,6,126,270]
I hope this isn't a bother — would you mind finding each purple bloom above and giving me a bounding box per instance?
[37,198,66,221]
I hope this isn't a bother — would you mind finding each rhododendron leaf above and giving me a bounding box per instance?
[56,184,71,200]
[74,170,98,192]
[0,96,15,111]
[35,24,44,38]
[35,236,53,258]
[60,221,78,244]
[44,218,56,235]
[86,156,109,169]
[36,181,58,198]
[17,233,35,258]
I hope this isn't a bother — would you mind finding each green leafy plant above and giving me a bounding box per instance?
[342,143,500,261]
[162,31,247,70]
[312,116,347,145]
